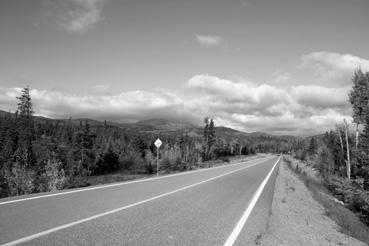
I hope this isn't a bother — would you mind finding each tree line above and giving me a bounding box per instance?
[1,87,278,198]
[291,68,369,225]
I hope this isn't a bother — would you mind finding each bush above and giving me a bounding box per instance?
[41,156,68,191]
[351,191,369,225]
[119,152,146,174]
[94,149,120,175]
[4,162,35,196]
[144,150,156,174]
[160,145,182,172]
[322,171,369,227]
[315,146,334,178]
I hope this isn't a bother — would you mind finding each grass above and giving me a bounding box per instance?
[284,156,369,244]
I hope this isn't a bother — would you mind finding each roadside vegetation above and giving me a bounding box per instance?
[0,87,291,198]
[284,156,369,244]
[282,68,369,238]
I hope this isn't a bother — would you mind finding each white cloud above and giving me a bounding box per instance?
[187,74,291,113]
[52,0,107,33]
[185,73,352,135]
[0,87,193,123]
[290,85,349,109]
[195,35,224,47]
[301,51,369,72]
[0,75,353,136]
[2,51,367,136]
[298,51,369,86]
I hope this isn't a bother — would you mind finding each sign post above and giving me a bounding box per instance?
[154,138,162,176]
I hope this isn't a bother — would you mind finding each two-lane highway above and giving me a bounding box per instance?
[0,155,280,246]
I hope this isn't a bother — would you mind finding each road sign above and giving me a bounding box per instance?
[154,138,162,148]
[154,138,162,176]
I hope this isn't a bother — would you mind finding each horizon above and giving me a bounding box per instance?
[1,0,369,135]
[0,108,323,138]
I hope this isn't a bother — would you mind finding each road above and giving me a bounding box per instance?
[0,155,280,246]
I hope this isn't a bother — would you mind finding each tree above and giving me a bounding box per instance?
[16,86,35,167]
[316,146,334,178]
[349,68,369,148]
[94,142,119,175]
[132,135,148,158]
[308,137,316,156]
[358,113,369,190]
[203,117,216,160]
[343,119,351,179]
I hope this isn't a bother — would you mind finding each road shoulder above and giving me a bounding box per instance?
[259,159,366,246]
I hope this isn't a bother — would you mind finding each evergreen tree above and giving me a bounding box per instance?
[208,118,216,146]
[308,137,316,156]
[94,141,119,175]
[349,68,369,148]
[16,86,35,167]
[203,117,216,160]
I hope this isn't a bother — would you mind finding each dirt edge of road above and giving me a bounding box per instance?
[258,158,366,246]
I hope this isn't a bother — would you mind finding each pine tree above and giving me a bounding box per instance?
[203,117,216,160]
[308,137,316,156]
[208,118,216,147]
[16,86,35,167]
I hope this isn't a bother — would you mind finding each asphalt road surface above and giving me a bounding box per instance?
[0,155,280,246]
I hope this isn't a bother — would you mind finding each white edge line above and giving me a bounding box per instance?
[0,156,273,206]
[1,157,274,246]
[223,156,281,246]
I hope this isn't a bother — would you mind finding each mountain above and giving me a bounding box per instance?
[0,110,298,140]
[133,119,197,131]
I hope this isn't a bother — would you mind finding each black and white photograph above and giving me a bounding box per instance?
[1,0,369,245]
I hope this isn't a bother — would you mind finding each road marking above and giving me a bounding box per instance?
[223,156,281,246]
[0,156,273,206]
[1,157,275,246]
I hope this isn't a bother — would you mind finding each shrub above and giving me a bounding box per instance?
[352,192,369,225]
[94,149,120,175]
[41,156,68,191]
[119,152,146,174]
[4,162,35,196]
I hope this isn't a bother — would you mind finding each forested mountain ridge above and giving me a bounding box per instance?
[1,109,294,138]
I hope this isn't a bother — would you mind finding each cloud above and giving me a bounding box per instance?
[2,51,367,136]
[50,0,107,33]
[185,74,352,135]
[301,51,369,72]
[0,87,194,123]
[290,85,349,109]
[195,35,224,47]
[298,51,369,86]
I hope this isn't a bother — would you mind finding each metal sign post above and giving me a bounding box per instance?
[154,138,162,176]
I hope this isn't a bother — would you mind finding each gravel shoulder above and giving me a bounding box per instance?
[259,160,367,246]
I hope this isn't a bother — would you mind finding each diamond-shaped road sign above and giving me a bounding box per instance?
[154,138,162,148]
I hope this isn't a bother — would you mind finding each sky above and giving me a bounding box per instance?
[1,0,369,135]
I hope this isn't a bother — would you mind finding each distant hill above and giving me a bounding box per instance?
[0,110,298,140]
[132,118,197,131]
